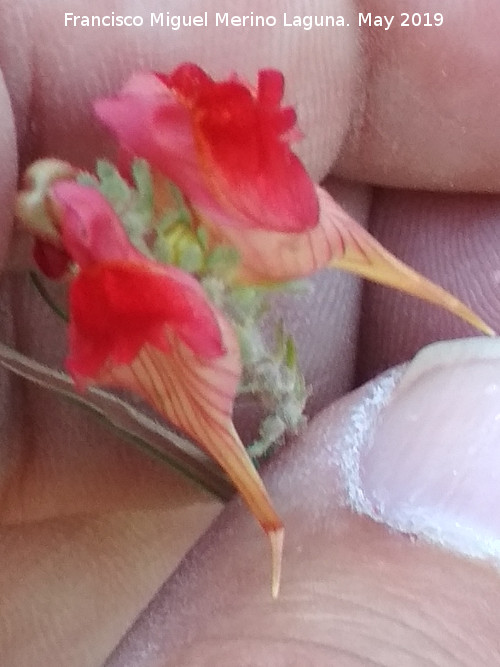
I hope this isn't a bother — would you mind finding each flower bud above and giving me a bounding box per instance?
[16,159,77,244]
[158,221,205,272]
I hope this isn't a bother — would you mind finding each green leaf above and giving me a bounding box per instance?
[196,226,209,250]
[96,160,130,207]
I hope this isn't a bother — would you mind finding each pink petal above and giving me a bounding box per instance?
[218,187,345,282]
[94,73,236,231]
[50,182,142,266]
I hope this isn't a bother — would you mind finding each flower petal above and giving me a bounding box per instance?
[92,313,284,597]
[67,261,225,379]
[257,69,285,107]
[166,64,318,233]
[50,181,142,267]
[322,197,496,337]
[95,66,318,233]
[94,73,238,232]
[222,187,495,336]
[219,187,343,283]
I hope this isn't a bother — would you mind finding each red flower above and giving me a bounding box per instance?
[50,182,224,377]
[93,64,492,337]
[94,64,318,233]
[50,181,284,595]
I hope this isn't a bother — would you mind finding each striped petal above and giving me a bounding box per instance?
[220,187,494,336]
[51,179,284,594]
[93,313,284,597]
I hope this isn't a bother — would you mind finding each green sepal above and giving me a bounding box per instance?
[95,160,131,212]
[76,172,99,188]
[179,243,204,273]
[131,159,154,214]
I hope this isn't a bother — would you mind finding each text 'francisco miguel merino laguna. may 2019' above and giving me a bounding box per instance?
[63,12,445,31]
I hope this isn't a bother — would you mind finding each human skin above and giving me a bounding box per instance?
[1,0,500,665]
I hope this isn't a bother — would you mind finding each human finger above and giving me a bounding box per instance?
[2,0,500,194]
[108,341,500,665]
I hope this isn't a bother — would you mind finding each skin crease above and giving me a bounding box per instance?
[0,0,499,664]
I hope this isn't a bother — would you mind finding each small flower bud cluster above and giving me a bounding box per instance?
[16,159,77,244]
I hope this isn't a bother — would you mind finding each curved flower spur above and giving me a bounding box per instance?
[14,63,494,597]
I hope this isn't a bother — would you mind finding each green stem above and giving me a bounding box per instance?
[84,401,233,501]
[0,341,233,501]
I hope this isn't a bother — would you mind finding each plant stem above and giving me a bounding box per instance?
[0,341,233,501]
[30,272,69,322]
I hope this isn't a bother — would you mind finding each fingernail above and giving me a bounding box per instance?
[347,337,500,562]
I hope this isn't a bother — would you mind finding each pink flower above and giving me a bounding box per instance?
[50,181,284,594]
[94,63,318,233]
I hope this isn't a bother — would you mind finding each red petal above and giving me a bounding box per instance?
[257,70,285,106]
[67,261,225,378]
[193,72,318,232]
[158,63,212,101]
[94,73,236,231]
